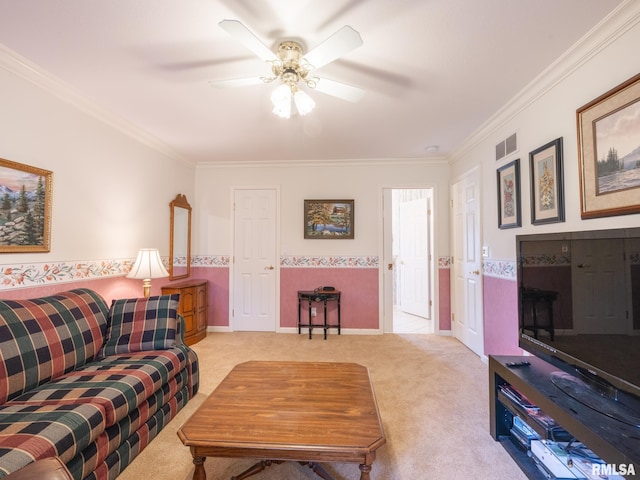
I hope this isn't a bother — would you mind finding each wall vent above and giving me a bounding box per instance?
[495,132,517,161]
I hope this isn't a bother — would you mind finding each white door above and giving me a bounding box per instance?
[232,189,277,331]
[399,193,431,318]
[572,238,628,334]
[451,170,484,356]
[382,188,433,333]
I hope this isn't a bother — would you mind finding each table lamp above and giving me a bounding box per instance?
[127,248,169,297]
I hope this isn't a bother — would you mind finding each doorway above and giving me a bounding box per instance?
[383,188,434,334]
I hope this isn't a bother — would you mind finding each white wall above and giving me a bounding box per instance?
[0,56,195,266]
[193,160,450,259]
[450,2,640,262]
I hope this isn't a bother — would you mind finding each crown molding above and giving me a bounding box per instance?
[197,156,448,169]
[0,43,195,167]
[449,0,640,163]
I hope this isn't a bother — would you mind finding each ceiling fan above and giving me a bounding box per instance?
[210,20,365,118]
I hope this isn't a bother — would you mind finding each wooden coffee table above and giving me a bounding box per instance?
[177,361,386,480]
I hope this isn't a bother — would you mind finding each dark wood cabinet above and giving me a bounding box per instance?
[162,279,207,346]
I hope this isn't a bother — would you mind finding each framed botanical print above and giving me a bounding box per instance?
[496,159,521,229]
[0,158,53,253]
[529,138,564,225]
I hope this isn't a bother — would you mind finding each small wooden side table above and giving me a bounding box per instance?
[297,290,341,339]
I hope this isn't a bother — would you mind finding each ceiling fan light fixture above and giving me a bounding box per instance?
[294,90,315,116]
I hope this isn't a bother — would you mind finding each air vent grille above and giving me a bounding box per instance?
[496,132,517,161]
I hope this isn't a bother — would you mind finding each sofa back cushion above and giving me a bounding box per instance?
[0,288,109,404]
[100,294,179,356]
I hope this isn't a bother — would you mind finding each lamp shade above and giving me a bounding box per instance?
[127,248,169,280]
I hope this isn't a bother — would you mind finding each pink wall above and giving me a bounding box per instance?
[1,265,453,335]
[438,268,451,331]
[190,267,229,327]
[280,268,379,330]
[483,275,522,355]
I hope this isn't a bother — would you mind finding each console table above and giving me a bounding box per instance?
[489,355,640,479]
[297,290,341,339]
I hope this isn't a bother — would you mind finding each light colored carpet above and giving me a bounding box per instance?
[117,332,527,480]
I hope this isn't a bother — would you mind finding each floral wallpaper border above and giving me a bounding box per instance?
[0,258,136,290]
[483,259,517,280]
[0,255,457,290]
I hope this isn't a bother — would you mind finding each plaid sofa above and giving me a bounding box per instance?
[0,289,199,480]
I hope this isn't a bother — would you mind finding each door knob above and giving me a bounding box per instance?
[264,265,274,270]
[470,269,480,275]
[388,263,393,270]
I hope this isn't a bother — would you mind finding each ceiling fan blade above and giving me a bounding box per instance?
[218,19,278,62]
[208,77,265,88]
[303,25,363,70]
[313,78,365,103]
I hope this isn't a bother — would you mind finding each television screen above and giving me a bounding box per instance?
[517,227,640,402]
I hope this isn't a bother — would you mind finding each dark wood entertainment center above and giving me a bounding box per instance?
[490,355,640,479]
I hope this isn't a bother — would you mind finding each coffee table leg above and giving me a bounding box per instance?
[358,463,372,480]
[192,455,206,480]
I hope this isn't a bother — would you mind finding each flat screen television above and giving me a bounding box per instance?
[517,226,640,426]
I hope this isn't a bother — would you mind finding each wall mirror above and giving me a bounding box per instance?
[169,194,191,280]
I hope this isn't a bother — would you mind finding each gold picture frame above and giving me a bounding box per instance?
[577,72,640,219]
[0,158,53,253]
[304,199,354,239]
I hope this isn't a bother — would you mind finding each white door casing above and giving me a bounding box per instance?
[232,188,278,332]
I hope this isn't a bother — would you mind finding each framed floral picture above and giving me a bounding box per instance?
[529,138,564,225]
[0,158,53,253]
[577,72,640,218]
[496,159,521,229]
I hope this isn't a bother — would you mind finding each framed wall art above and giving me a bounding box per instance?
[304,199,354,239]
[496,159,521,229]
[577,72,640,219]
[0,158,53,253]
[529,137,564,225]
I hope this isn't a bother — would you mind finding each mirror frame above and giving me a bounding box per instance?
[169,194,191,281]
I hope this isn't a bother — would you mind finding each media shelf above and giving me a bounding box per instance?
[490,355,640,479]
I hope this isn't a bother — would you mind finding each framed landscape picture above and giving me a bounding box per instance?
[304,199,354,239]
[0,158,53,253]
[529,138,564,225]
[496,159,521,229]
[577,72,640,218]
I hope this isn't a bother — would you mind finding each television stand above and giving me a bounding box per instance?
[550,371,640,428]
[490,355,640,479]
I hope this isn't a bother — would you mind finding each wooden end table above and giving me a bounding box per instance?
[177,361,386,480]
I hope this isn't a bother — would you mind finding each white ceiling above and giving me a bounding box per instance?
[0,0,624,165]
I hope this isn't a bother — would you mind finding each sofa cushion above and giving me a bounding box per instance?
[100,295,179,356]
[0,289,109,405]
[7,347,189,428]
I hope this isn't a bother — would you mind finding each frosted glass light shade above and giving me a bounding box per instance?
[271,84,292,118]
[294,90,315,116]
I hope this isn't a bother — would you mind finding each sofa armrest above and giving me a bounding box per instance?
[5,458,73,480]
